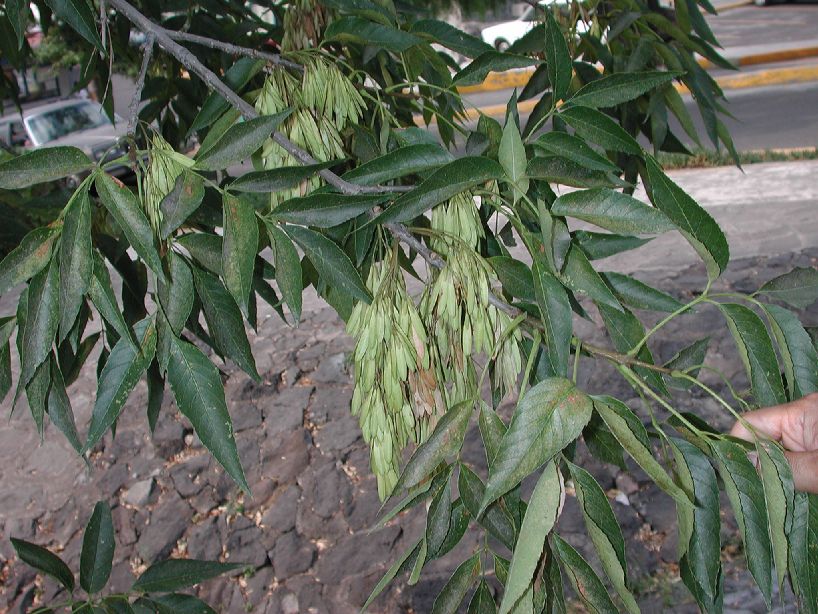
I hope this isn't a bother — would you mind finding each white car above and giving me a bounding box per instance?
[481,1,588,51]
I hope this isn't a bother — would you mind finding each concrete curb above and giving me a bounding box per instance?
[457,43,818,94]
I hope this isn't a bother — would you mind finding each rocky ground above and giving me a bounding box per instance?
[0,241,816,613]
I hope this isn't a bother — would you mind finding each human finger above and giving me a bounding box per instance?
[784,450,818,494]
[729,404,789,443]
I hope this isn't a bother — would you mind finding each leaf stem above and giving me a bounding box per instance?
[627,292,707,357]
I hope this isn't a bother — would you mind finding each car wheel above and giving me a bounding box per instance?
[753,0,770,6]
[494,39,510,52]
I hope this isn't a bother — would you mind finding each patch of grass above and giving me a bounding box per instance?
[657,147,818,170]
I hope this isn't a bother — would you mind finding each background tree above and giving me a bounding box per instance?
[0,0,817,612]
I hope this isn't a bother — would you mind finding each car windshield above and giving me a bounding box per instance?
[26,101,112,145]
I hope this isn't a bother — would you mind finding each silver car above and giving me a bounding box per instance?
[0,98,132,183]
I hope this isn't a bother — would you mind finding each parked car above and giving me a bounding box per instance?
[0,98,132,184]
[480,0,589,51]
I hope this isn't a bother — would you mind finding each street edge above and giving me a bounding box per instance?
[458,44,818,94]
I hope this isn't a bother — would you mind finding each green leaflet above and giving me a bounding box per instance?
[482,378,591,513]
[47,358,83,454]
[273,192,390,228]
[0,145,92,188]
[166,335,249,492]
[567,72,680,109]
[758,267,818,309]
[552,535,617,614]
[393,400,473,493]
[425,475,453,560]
[594,396,690,505]
[499,462,562,614]
[574,230,650,261]
[80,501,115,594]
[671,438,722,612]
[560,244,623,311]
[266,224,303,323]
[158,252,194,337]
[756,440,794,592]
[432,499,470,560]
[411,19,493,57]
[84,317,157,452]
[710,439,772,607]
[532,262,572,377]
[552,188,674,235]
[718,303,786,407]
[222,194,258,317]
[663,337,710,390]
[453,51,538,86]
[645,158,729,280]
[459,464,516,551]
[11,537,75,591]
[468,580,497,614]
[132,559,243,593]
[431,554,481,614]
[362,538,425,611]
[95,173,165,281]
[58,187,92,341]
[194,110,292,170]
[489,257,535,303]
[533,132,620,173]
[373,157,503,225]
[499,117,528,205]
[0,226,58,295]
[230,161,338,193]
[763,304,818,399]
[559,106,642,155]
[284,224,371,305]
[176,233,223,276]
[192,266,259,381]
[19,258,60,392]
[567,461,639,614]
[526,156,627,189]
[159,171,205,239]
[325,16,421,52]
[88,252,134,346]
[343,143,453,185]
[601,271,684,312]
[543,9,571,101]
[43,0,103,49]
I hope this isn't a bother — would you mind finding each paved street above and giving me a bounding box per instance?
[708,2,818,50]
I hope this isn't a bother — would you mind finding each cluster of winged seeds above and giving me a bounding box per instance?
[141,133,191,238]
[349,193,523,500]
[255,55,365,208]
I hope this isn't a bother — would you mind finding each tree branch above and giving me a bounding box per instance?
[127,33,154,135]
[164,30,304,72]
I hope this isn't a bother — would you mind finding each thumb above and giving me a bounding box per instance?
[783,450,818,494]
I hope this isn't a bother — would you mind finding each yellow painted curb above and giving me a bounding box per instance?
[419,63,818,124]
[675,64,818,93]
[457,44,818,94]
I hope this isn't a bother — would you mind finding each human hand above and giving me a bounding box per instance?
[730,392,818,493]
